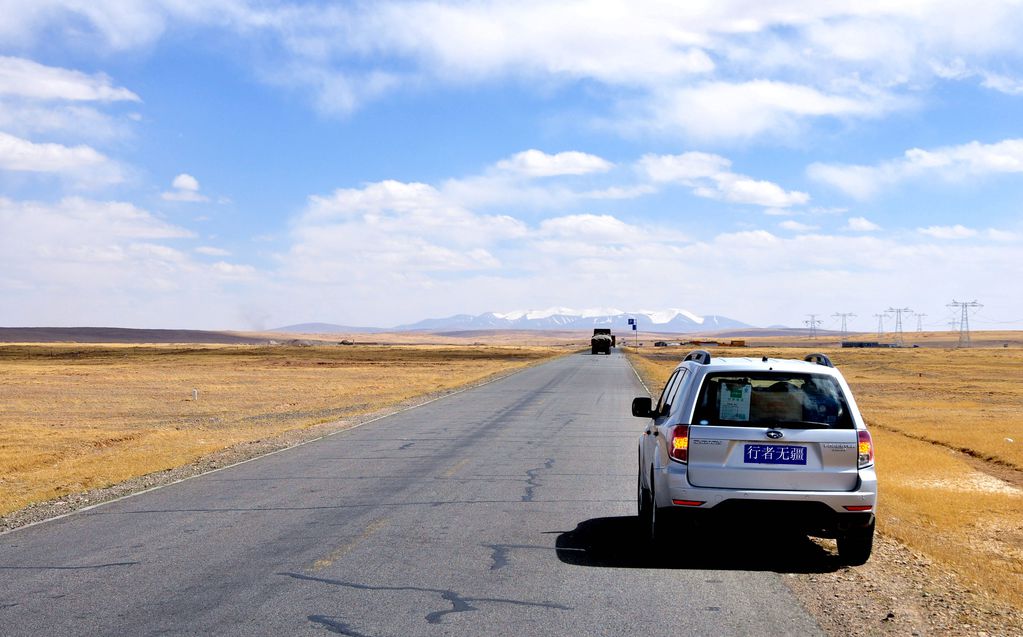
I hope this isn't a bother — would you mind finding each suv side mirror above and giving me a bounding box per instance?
[632,396,654,418]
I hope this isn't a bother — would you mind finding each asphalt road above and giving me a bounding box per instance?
[0,352,828,636]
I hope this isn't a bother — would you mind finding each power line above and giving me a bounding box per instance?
[947,300,982,347]
[973,314,1023,325]
[886,307,912,346]
[832,312,855,341]
[804,314,822,339]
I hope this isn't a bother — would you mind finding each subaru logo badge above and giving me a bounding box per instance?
[766,430,783,439]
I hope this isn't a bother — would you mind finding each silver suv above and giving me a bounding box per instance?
[633,350,877,564]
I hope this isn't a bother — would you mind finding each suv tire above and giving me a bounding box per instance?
[648,474,673,544]
[837,520,875,565]
[638,472,652,523]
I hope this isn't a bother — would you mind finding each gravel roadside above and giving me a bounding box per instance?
[786,535,1023,636]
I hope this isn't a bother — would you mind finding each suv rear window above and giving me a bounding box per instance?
[693,372,854,429]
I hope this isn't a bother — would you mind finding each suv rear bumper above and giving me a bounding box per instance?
[654,464,877,536]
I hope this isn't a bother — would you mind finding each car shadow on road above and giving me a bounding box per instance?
[555,515,843,574]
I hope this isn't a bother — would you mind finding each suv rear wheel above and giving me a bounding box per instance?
[647,473,673,544]
[637,472,652,525]
[837,519,875,565]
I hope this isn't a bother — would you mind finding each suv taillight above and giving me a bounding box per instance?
[858,429,874,468]
[669,424,689,463]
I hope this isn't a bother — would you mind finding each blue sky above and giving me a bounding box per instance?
[1,1,1022,331]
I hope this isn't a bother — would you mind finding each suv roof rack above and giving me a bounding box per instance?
[684,349,712,365]
[804,353,834,368]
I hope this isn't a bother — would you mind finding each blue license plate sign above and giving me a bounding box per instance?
[743,444,807,465]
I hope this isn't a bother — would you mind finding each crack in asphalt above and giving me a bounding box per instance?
[484,543,555,571]
[281,572,571,625]
[522,458,555,502]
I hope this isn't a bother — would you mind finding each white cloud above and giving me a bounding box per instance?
[304,180,526,241]
[440,174,580,211]
[0,196,191,243]
[809,138,1023,199]
[0,56,139,102]
[7,2,1023,144]
[536,213,668,244]
[0,195,266,328]
[196,246,231,256]
[639,152,730,182]
[918,224,978,239]
[494,149,613,177]
[0,103,132,142]
[173,173,199,191]
[806,163,885,200]
[0,196,191,287]
[162,173,210,202]
[672,228,1023,325]
[0,130,123,186]
[441,149,803,213]
[638,152,809,208]
[284,180,527,283]
[980,72,1023,95]
[315,2,716,86]
[0,57,139,144]
[269,211,1023,328]
[779,220,817,233]
[582,184,658,200]
[904,140,1023,174]
[212,261,255,277]
[277,172,695,321]
[161,190,207,203]
[846,216,881,232]
[440,149,639,211]
[635,80,899,141]
[987,228,1018,241]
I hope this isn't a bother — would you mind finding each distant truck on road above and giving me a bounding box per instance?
[591,328,614,355]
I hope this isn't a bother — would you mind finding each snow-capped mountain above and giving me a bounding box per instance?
[395,308,752,333]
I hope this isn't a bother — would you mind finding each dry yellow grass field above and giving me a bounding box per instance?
[0,343,564,517]
[626,343,1023,609]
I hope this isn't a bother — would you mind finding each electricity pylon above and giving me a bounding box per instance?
[886,307,912,346]
[874,312,887,338]
[804,314,822,339]
[947,300,982,347]
[832,312,855,341]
